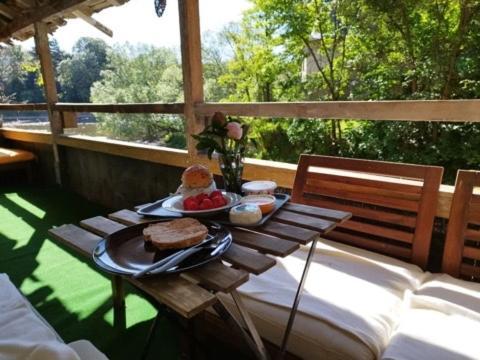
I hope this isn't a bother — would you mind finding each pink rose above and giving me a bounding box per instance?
[226,122,243,140]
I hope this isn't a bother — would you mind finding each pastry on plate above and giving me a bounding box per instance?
[177,164,217,199]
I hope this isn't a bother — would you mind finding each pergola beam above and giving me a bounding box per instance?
[0,0,89,42]
[178,0,205,158]
[34,21,62,184]
[72,9,113,37]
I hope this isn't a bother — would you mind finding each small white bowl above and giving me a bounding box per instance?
[241,181,277,195]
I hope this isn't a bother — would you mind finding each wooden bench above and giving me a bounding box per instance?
[292,154,444,269]
[442,170,480,281]
[0,147,36,182]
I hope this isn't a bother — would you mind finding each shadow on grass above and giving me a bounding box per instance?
[0,185,179,360]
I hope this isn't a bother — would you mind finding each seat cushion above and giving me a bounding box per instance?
[382,274,480,360]
[0,273,107,360]
[218,238,426,359]
[0,147,35,165]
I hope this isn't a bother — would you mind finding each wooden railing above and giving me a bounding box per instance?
[3,99,478,219]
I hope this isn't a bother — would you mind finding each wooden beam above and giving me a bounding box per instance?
[0,3,15,19]
[195,100,480,122]
[53,102,184,113]
[178,0,204,158]
[0,0,88,42]
[34,21,62,184]
[0,103,48,111]
[72,10,113,37]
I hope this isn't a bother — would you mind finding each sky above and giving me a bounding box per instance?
[18,0,251,52]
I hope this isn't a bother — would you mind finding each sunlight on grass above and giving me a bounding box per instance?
[6,193,46,219]
[104,293,157,327]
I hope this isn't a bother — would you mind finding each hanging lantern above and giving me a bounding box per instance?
[154,0,166,17]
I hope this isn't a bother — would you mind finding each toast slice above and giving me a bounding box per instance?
[143,218,208,250]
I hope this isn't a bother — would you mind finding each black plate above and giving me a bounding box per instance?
[137,193,290,228]
[92,219,232,276]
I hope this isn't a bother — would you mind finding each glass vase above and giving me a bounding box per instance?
[218,152,244,194]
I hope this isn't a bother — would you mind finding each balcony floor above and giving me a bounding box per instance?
[0,185,179,360]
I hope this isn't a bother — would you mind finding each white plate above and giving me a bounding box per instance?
[161,192,242,216]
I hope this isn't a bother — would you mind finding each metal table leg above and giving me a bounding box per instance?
[214,294,270,360]
[278,237,318,359]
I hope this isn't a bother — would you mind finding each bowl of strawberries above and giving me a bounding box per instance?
[161,190,242,216]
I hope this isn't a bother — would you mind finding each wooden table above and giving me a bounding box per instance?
[49,202,351,359]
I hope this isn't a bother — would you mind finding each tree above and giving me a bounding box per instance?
[90,44,185,147]
[57,37,108,102]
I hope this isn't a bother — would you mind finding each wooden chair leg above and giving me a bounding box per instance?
[111,275,126,330]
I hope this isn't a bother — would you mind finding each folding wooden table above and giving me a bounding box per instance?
[49,202,351,359]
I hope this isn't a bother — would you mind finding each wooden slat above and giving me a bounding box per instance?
[49,223,216,319]
[80,216,126,236]
[297,197,417,228]
[49,224,101,257]
[465,229,480,242]
[303,183,420,212]
[325,231,412,259]
[467,203,480,224]
[182,261,249,293]
[338,220,414,244]
[308,171,423,197]
[230,229,299,257]
[282,202,351,223]
[272,210,336,233]
[221,243,276,275]
[108,209,152,226]
[129,276,216,319]
[463,245,480,261]
[258,220,318,245]
[460,264,480,278]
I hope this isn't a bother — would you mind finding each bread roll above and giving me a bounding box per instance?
[182,164,213,189]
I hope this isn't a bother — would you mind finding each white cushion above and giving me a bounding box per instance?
[382,273,480,360]
[218,238,426,359]
[0,273,107,360]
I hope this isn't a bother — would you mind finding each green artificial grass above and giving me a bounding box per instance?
[0,185,179,360]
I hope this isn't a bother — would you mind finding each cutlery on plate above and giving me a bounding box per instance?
[133,234,219,278]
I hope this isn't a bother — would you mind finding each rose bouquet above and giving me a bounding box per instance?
[192,112,250,193]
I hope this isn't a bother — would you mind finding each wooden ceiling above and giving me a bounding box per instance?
[0,0,129,44]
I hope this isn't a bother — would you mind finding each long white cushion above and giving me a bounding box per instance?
[218,238,426,359]
[0,273,107,360]
[382,273,480,360]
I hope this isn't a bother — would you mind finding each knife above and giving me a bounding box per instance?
[133,234,217,278]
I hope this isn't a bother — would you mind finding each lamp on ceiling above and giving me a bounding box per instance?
[154,0,166,17]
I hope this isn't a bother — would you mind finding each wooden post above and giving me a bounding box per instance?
[34,21,62,184]
[178,0,205,160]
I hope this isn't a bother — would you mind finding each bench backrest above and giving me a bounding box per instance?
[292,154,443,269]
[442,170,480,281]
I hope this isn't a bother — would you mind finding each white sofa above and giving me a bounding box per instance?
[0,273,108,360]
[219,239,480,360]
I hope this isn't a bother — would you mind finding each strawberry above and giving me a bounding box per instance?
[212,196,226,208]
[209,190,223,199]
[199,198,214,210]
[183,198,199,210]
[195,193,209,202]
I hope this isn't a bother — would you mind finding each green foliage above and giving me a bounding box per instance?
[58,37,108,102]
[90,44,186,147]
